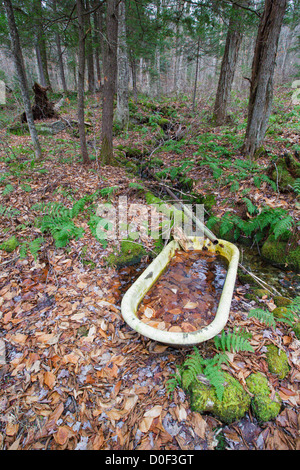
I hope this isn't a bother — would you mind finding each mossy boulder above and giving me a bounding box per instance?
[0,235,19,253]
[189,372,251,424]
[268,153,300,192]
[158,118,170,129]
[266,344,290,379]
[106,240,146,268]
[261,235,300,272]
[246,372,282,422]
[273,296,292,307]
[292,322,300,340]
[272,306,288,321]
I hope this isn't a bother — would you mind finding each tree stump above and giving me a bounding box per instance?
[21,83,58,123]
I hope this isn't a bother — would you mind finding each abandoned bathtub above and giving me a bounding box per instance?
[121,237,240,346]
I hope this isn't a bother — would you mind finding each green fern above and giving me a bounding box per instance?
[0,204,20,218]
[293,178,300,195]
[214,328,254,353]
[100,186,119,198]
[19,237,44,261]
[180,346,204,389]
[253,174,277,191]
[38,216,84,247]
[202,354,228,401]
[242,197,258,216]
[272,215,294,239]
[165,369,182,397]
[167,347,229,401]
[248,308,276,328]
[2,184,14,196]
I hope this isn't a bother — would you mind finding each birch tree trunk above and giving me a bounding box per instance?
[212,3,245,125]
[77,0,90,164]
[3,0,42,160]
[100,0,118,165]
[242,0,287,158]
[115,0,129,129]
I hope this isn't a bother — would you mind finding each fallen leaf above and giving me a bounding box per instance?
[54,426,70,446]
[44,370,56,390]
[144,405,162,418]
[183,301,198,309]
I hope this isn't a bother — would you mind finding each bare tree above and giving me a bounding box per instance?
[3,0,42,160]
[115,0,129,129]
[242,0,287,158]
[213,2,246,125]
[100,0,118,165]
[77,0,90,164]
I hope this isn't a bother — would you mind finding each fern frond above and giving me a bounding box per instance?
[38,216,84,247]
[166,370,182,397]
[19,237,44,261]
[293,178,300,195]
[248,308,276,328]
[242,197,258,215]
[202,354,228,401]
[0,204,20,218]
[272,215,294,240]
[214,328,254,353]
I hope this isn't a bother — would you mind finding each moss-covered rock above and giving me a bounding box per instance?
[244,288,270,301]
[266,344,290,379]
[261,235,300,272]
[158,118,170,129]
[189,372,251,424]
[246,372,282,422]
[0,235,19,253]
[273,296,292,307]
[272,306,288,320]
[292,322,300,340]
[106,240,146,268]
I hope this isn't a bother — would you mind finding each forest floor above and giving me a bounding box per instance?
[0,86,299,451]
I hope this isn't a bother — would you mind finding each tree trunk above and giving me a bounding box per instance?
[56,34,68,93]
[192,39,200,112]
[35,43,47,87]
[100,0,118,165]
[213,3,245,126]
[53,0,67,93]
[77,0,90,164]
[129,51,138,103]
[242,0,287,158]
[35,0,51,89]
[93,1,103,88]
[115,0,129,129]
[3,0,42,160]
[85,0,96,94]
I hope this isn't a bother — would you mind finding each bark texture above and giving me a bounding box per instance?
[3,0,42,160]
[213,3,245,125]
[115,0,129,129]
[100,0,118,165]
[242,0,287,158]
[77,0,90,164]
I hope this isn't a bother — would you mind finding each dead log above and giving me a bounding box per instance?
[21,82,58,123]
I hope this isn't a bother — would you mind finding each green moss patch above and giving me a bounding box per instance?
[261,235,300,272]
[266,344,290,379]
[190,372,251,424]
[246,372,282,422]
[106,240,146,268]
[0,235,19,253]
